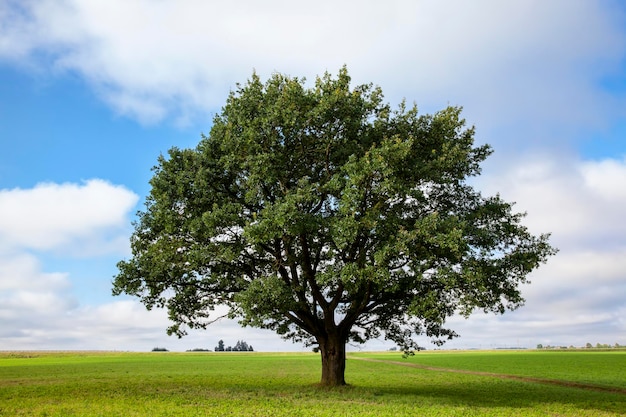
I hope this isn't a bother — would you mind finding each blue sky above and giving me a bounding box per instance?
[1,0,625,352]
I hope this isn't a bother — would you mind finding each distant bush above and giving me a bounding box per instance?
[187,348,211,352]
[151,347,169,352]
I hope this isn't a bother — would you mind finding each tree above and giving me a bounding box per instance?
[151,347,168,352]
[215,339,225,352]
[113,68,556,386]
[234,340,249,351]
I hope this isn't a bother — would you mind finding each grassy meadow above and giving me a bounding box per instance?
[0,350,625,416]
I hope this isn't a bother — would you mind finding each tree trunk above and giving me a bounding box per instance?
[318,335,347,386]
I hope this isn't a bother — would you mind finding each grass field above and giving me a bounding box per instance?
[0,350,625,416]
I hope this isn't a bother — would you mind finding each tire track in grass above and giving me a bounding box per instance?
[351,357,626,395]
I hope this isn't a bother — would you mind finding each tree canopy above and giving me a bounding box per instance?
[113,67,556,386]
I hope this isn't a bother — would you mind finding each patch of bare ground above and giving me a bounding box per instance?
[351,357,626,395]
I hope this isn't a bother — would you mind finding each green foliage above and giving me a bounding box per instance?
[113,67,556,383]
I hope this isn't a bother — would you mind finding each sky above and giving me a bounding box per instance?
[0,0,625,352]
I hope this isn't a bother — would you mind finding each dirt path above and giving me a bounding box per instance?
[350,356,626,395]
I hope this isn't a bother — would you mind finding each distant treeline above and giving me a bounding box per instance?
[537,343,624,350]
[151,340,255,352]
[215,339,254,352]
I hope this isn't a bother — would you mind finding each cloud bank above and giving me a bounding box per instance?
[0,179,138,255]
[0,180,142,349]
[1,0,624,137]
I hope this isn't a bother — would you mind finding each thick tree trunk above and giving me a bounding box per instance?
[318,335,347,386]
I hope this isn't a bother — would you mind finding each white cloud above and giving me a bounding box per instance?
[0,179,139,256]
[1,0,624,134]
[581,158,626,201]
[0,252,68,292]
[0,252,75,332]
[479,155,626,250]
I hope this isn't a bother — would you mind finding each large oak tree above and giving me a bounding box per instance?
[113,68,556,386]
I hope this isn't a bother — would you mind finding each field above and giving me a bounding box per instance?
[1,350,625,416]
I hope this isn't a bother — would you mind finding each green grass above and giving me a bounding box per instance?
[0,350,625,416]
[357,350,626,389]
